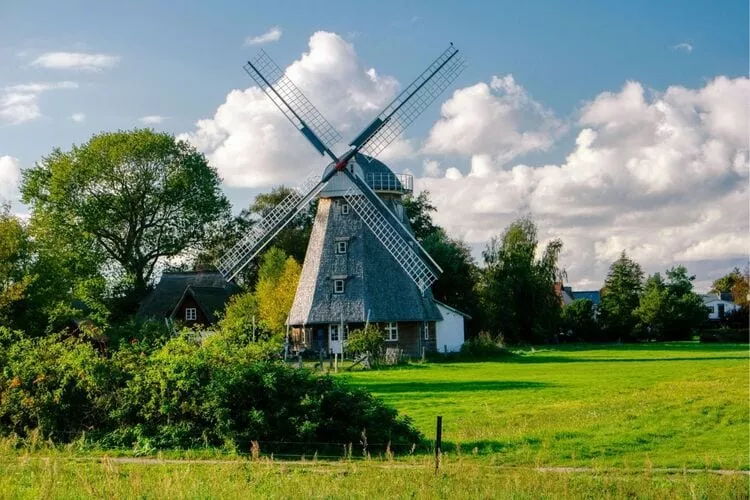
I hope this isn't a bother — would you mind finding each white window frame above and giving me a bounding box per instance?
[329,323,349,341]
[334,279,345,294]
[385,322,398,341]
[423,323,430,340]
[341,204,350,215]
[185,307,197,321]
[336,241,347,254]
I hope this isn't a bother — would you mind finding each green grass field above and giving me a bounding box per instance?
[343,342,750,470]
[1,342,748,498]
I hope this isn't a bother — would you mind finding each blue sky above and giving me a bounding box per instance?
[0,0,748,290]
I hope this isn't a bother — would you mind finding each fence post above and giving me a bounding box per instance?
[435,415,442,473]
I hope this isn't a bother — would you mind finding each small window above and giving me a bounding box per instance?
[329,324,349,341]
[341,204,350,215]
[336,241,347,254]
[385,322,398,341]
[423,323,430,340]
[334,279,345,294]
[185,308,197,321]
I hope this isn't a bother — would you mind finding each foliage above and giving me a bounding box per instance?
[711,266,750,307]
[634,266,707,341]
[0,330,421,452]
[477,216,564,344]
[456,332,510,360]
[217,291,270,342]
[346,324,385,362]
[21,129,230,309]
[254,248,302,334]
[0,206,34,326]
[559,299,600,342]
[599,251,644,341]
[403,190,439,241]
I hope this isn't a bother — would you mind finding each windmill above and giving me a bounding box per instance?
[217,44,465,356]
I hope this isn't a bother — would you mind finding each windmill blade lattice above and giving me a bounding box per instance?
[350,44,465,159]
[343,186,438,294]
[217,172,326,281]
[244,50,341,159]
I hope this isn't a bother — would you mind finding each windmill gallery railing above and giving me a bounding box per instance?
[366,172,413,194]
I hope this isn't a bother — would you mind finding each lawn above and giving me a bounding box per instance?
[341,342,749,470]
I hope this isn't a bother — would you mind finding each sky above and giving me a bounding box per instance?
[0,0,748,292]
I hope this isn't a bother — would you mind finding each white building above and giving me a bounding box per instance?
[435,301,470,352]
[701,293,741,320]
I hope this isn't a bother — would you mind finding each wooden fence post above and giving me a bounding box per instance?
[435,415,442,473]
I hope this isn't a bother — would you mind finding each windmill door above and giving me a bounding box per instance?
[329,324,347,354]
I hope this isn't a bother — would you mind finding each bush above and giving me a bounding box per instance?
[346,324,385,363]
[0,330,422,453]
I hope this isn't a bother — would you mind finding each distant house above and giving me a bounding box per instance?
[701,293,741,321]
[554,283,575,305]
[137,271,241,327]
[434,301,471,353]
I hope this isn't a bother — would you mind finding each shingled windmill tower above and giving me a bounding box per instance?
[217,45,465,356]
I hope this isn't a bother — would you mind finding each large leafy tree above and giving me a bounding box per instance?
[599,251,643,341]
[22,129,230,307]
[0,206,34,326]
[477,216,564,344]
[635,266,707,340]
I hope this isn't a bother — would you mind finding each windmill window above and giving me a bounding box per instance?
[336,241,347,254]
[385,322,398,341]
[185,308,197,321]
[334,279,345,294]
[423,323,430,340]
[341,204,350,215]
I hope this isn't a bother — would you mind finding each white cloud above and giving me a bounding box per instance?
[244,26,283,46]
[71,112,85,122]
[31,51,120,71]
[0,81,78,124]
[673,42,693,53]
[424,74,565,165]
[0,156,21,204]
[418,76,750,290]
[139,115,167,125]
[180,31,400,188]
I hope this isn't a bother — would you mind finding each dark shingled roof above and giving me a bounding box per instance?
[288,182,442,325]
[137,272,240,322]
[570,290,601,305]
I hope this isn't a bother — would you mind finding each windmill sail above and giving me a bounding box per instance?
[350,44,465,159]
[217,172,327,281]
[244,50,341,161]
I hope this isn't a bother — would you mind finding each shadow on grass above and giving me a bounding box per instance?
[353,380,550,394]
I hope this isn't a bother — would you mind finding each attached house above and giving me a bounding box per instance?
[701,292,741,321]
[137,271,240,327]
[434,301,470,353]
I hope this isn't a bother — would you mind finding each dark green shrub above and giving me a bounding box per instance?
[346,324,385,363]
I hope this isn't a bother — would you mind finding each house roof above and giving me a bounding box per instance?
[137,271,240,321]
[701,293,737,305]
[435,300,472,319]
[571,290,601,305]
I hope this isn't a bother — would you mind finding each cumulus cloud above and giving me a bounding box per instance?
[30,51,120,71]
[244,26,283,46]
[418,76,749,290]
[0,81,78,124]
[180,31,400,188]
[0,156,21,204]
[673,42,693,53]
[71,112,85,122]
[424,74,565,165]
[139,115,167,125]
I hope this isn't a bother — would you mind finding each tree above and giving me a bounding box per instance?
[403,191,438,241]
[560,299,600,342]
[477,216,564,344]
[346,324,385,364]
[599,251,644,341]
[254,248,302,334]
[22,129,230,308]
[0,207,34,326]
[635,266,707,341]
[711,266,750,307]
